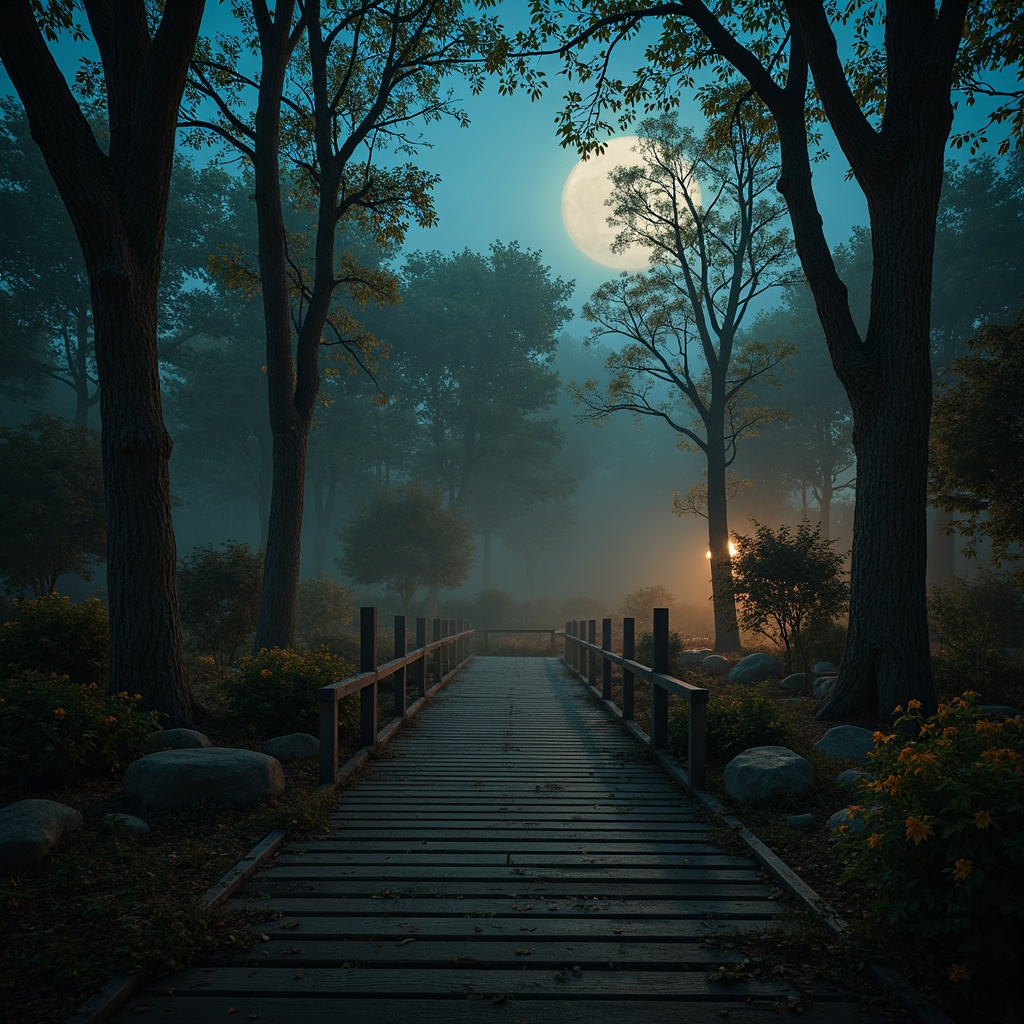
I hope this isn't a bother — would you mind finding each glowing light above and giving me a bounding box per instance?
[706,543,739,559]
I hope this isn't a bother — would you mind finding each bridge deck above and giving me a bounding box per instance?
[108,657,882,1023]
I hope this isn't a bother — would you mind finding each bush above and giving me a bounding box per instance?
[636,629,684,668]
[0,671,158,790]
[0,595,109,686]
[296,576,355,649]
[222,647,358,737]
[833,693,1024,995]
[667,682,797,764]
[178,542,262,670]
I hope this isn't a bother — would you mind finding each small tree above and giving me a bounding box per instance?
[337,484,475,613]
[177,542,263,671]
[296,576,355,649]
[730,521,848,679]
[0,416,105,597]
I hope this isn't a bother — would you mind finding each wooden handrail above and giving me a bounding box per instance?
[561,610,708,790]
[318,608,474,785]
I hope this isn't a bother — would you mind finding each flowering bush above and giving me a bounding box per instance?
[222,647,358,737]
[667,682,797,763]
[0,671,157,790]
[833,693,1024,990]
[0,595,109,686]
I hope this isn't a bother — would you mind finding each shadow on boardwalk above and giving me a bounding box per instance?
[104,657,890,1023]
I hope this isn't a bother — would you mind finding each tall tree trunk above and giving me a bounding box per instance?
[705,436,740,653]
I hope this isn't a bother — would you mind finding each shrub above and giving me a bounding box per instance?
[667,682,797,764]
[635,629,684,668]
[178,542,262,670]
[0,595,109,686]
[833,693,1024,994]
[222,647,358,737]
[296,575,355,649]
[0,671,157,790]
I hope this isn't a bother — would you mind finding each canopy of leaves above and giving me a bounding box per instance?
[930,311,1024,564]
[0,415,105,597]
[730,519,848,675]
[337,483,475,610]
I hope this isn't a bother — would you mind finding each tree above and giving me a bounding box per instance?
[296,575,356,649]
[182,1,492,652]
[504,1,1019,718]
[730,520,849,679]
[0,416,105,597]
[0,0,206,726]
[930,312,1024,565]
[177,542,263,671]
[572,111,795,652]
[337,483,475,612]
[620,585,677,621]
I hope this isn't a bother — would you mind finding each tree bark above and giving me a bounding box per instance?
[0,0,203,727]
[705,420,741,653]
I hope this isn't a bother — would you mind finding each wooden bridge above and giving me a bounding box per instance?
[99,649,885,1023]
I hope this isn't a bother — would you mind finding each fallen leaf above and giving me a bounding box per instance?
[515,948,534,955]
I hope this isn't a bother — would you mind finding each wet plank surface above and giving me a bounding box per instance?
[106,657,882,1022]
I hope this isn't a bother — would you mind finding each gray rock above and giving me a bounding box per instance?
[836,769,871,788]
[723,746,814,803]
[0,799,83,873]
[813,675,838,699]
[727,652,783,685]
[828,806,868,833]
[979,705,1022,720]
[813,661,838,675]
[102,813,150,835]
[781,673,806,693]
[701,655,731,677]
[678,648,714,668]
[786,813,815,830]
[815,725,876,763]
[263,733,319,762]
[146,728,212,753]
[125,748,286,809]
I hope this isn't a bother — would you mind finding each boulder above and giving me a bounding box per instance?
[828,806,868,833]
[814,725,876,763]
[813,661,838,675]
[727,652,783,685]
[102,813,150,835]
[0,799,82,873]
[836,769,872,788]
[701,655,731,677]
[723,746,814,803]
[980,705,1022,720]
[786,813,815,830]
[678,649,714,669]
[813,675,838,699]
[780,673,806,693]
[146,728,212,753]
[125,748,285,809]
[263,733,319,762]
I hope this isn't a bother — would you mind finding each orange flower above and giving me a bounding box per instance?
[905,815,934,845]
[260,669,273,679]
[867,833,883,849]
[884,774,901,797]
[53,707,66,719]
[974,810,993,830]
[947,963,970,984]
[912,751,940,775]
[907,699,923,711]
[847,805,862,819]
[952,859,972,881]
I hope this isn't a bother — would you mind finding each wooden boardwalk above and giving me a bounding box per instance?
[107,657,883,1023]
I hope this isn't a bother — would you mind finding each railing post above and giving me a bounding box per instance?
[689,690,708,789]
[360,606,378,747]
[601,617,612,701]
[621,616,635,722]
[318,687,339,785]
[549,629,556,655]
[587,619,597,688]
[415,617,426,700]
[393,614,407,719]
[564,621,570,663]
[652,608,669,749]
[432,618,442,688]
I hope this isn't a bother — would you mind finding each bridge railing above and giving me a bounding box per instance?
[318,607,473,786]
[562,608,709,790]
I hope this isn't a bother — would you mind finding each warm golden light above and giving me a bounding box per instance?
[706,543,738,559]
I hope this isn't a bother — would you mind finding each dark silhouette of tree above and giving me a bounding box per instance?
[0,0,206,726]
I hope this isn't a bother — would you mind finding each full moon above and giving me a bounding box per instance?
[561,136,652,271]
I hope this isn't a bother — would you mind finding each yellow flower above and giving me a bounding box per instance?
[867,833,884,849]
[884,774,901,797]
[872,730,893,744]
[907,699,922,711]
[898,746,915,763]
[947,963,970,984]
[942,726,957,739]
[912,751,940,775]
[847,805,862,819]
[53,707,66,719]
[952,859,972,881]
[905,815,934,845]
[260,669,273,679]
[974,810,993,830]
[102,716,117,726]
